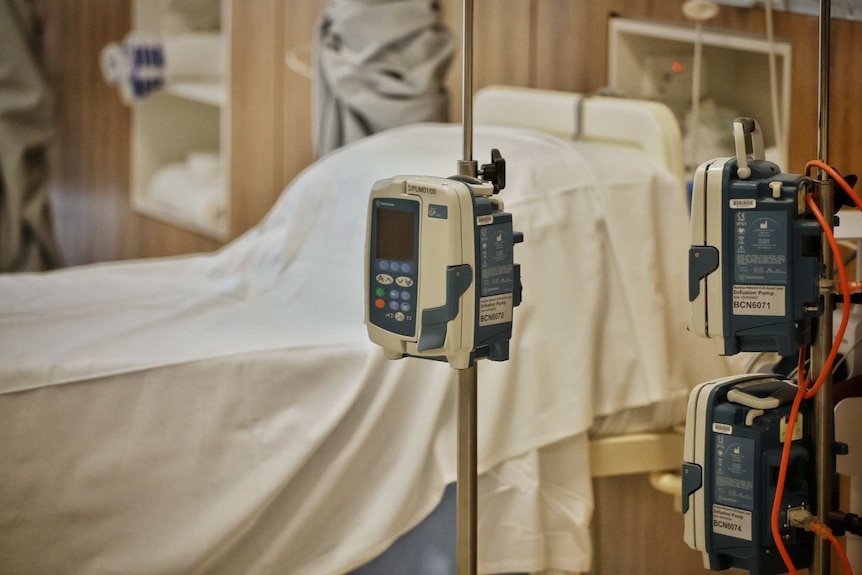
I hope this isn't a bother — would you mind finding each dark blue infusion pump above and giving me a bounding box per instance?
[683,374,814,574]
[688,118,822,357]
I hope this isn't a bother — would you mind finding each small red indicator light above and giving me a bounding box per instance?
[672,61,684,73]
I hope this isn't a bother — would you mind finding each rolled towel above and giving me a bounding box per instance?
[146,152,226,230]
[101,33,223,104]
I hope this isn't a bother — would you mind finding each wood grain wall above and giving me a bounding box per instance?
[40,1,317,266]
[441,0,851,173]
[41,1,862,266]
[41,0,221,266]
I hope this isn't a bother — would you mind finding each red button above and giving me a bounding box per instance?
[374,299,386,309]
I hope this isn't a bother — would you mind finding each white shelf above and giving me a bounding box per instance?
[131,195,229,242]
[608,17,792,169]
[165,80,226,107]
[130,0,231,241]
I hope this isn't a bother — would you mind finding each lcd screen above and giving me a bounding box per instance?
[376,208,415,263]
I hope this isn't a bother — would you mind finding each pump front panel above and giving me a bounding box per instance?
[369,198,420,337]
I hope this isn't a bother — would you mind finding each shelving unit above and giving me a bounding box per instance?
[165,81,227,107]
[130,0,230,241]
[608,17,792,169]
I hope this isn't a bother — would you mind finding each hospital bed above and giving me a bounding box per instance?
[0,86,732,575]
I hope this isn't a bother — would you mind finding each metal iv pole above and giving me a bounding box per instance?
[456,0,478,573]
[811,1,833,574]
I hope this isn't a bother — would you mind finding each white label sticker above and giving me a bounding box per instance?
[477,215,494,226]
[479,294,513,326]
[732,285,785,316]
[712,504,752,541]
[730,199,757,209]
[712,423,733,435]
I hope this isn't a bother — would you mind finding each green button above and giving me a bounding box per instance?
[375,288,386,297]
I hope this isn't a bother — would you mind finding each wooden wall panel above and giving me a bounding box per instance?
[828,16,862,174]
[229,0,287,237]
[533,0,589,92]
[42,0,131,266]
[592,474,729,575]
[532,0,849,174]
[42,0,220,267]
[441,0,534,124]
[41,0,862,266]
[281,2,321,189]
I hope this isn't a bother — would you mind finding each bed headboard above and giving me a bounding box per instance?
[474,85,685,186]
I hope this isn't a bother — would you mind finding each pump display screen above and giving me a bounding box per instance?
[376,208,415,263]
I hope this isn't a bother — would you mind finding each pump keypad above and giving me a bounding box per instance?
[372,259,417,333]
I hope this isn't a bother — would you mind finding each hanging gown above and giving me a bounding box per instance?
[312,0,455,158]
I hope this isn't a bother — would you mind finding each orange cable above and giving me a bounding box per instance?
[806,520,854,575]
[770,373,808,575]
[804,194,851,398]
[803,159,860,575]
[770,188,853,574]
[805,160,862,212]
[826,530,855,575]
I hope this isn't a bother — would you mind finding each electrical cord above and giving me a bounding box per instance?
[770,353,809,575]
[820,526,854,575]
[770,167,857,575]
[802,194,852,398]
[807,160,862,211]
[788,508,855,574]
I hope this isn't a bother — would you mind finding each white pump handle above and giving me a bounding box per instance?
[733,117,765,180]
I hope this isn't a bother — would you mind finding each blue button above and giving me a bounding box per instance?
[379,261,389,271]
[389,261,401,271]
[389,289,400,299]
[401,263,412,273]
[401,302,411,312]
[389,300,400,310]
[400,291,411,301]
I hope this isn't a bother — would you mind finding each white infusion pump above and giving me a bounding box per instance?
[365,159,522,369]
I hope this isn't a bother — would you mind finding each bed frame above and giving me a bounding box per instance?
[474,85,685,188]
[475,85,685,496]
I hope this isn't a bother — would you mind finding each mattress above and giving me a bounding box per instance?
[0,124,732,574]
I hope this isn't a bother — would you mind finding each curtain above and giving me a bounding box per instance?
[0,0,60,272]
[312,0,454,158]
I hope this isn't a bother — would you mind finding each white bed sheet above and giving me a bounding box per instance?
[0,124,731,574]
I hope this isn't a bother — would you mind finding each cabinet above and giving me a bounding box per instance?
[608,17,791,170]
[130,0,230,241]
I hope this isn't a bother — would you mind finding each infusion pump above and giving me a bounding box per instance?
[688,118,822,356]
[683,374,813,574]
[365,163,522,369]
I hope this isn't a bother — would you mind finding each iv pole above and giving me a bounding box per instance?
[457,0,478,574]
[812,0,832,574]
